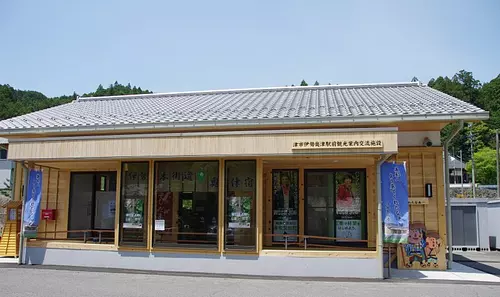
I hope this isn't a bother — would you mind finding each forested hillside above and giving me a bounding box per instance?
[0,81,151,121]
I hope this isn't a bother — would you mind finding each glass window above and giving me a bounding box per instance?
[225,160,256,250]
[153,161,219,249]
[272,170,299,244]
[0,148,7,159]
[305,170,367,248]
[120,162,149,246]
[68,172,117,242]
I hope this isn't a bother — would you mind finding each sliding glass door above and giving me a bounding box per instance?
[305,169,366,247]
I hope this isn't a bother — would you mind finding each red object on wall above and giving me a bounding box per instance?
[41,209,56,220]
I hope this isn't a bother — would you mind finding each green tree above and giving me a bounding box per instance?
[0,82,152,121]
[411,77,419,82]
[0,84,73,120]
[479,74,500,129]
[314,81,320,86]
[466,147,497,185]
[82,82,152,97]
[300,80,308,86]
[430,70,485,160]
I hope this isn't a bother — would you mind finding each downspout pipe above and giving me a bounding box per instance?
[377,153,393,279]
[18,162,29,265]
[444,120,464,269]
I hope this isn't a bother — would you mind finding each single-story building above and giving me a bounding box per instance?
[0,82,489,279]
[448,155,469,185]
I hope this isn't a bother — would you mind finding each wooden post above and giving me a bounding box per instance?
[256,159,263,252]
[218,159,225,253]
[114,162,122,247]
[146,160,154,250]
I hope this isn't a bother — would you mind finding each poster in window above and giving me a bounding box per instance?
[272,170,298,242]
[336,219,362,240]
[227,191,252,228]
[123,198,144,229]
[107,200,116,219]
[335,171,364,240]
[335,172,363,217]
[156,191,173,230]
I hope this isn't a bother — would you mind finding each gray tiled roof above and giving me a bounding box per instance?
[0,82,489,134]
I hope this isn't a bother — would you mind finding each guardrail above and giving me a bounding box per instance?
[263,233,374,250]
[32,230,115,244]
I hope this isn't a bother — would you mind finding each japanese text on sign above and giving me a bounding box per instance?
[292,140,383,149]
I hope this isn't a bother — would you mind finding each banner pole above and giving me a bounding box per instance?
[377,154,392,279]
[18,165,29,265]
[388,244,391,278]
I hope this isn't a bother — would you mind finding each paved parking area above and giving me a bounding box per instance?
[1,264,499,297]
[454,251,500,276]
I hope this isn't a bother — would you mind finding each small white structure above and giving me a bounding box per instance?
[451,198,500,251]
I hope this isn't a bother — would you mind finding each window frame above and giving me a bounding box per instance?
[270,168,300,244]
[224,159,257,251]
[304,168,367,247]
[67,171,117,240]
[152,160,220,250]
[119,161,150,247]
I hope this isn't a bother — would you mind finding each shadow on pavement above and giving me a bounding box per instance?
[454,253,500,276]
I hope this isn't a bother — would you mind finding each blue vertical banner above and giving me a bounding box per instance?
[381,162,409,243]
[23,169,43,238]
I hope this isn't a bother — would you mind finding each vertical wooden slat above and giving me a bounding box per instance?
[264,167,272,247]
[114,162,122,247]
[53,170,60,239]
[299,166,305,243]
[217,159,225,253]
[13,162,24,202]
[422,153,426,226]
[146,160,154,250]
[256,159,263,252]
[57,171,70,239]
[45,168,51,239]
[366,164,376,248]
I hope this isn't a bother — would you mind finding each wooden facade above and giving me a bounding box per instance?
[7,129,398,160]
[5,125,448,271]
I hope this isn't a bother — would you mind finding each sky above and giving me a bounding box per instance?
[1,0,499,97]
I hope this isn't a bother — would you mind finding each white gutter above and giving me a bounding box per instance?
[0,112,489,136]
[443,120,464,269]
[377,153,393,279]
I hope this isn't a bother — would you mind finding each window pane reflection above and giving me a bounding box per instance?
[225,161,256,250]
[154,161,219,249]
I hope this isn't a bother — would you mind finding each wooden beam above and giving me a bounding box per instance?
[146,160,154,250]
[256,158,263,252]
[217,159,225,253]
[114,162,122,247]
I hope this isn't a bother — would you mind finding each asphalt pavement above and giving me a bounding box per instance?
[1,264,499,297]
[454,251,500,276]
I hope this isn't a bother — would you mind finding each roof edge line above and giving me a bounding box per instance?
[76,81,421,101]
[0,112,489,137]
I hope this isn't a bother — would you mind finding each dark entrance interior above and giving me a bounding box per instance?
[68,172,117,242]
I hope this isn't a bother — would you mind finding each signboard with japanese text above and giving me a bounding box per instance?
[381,162,409,244]
[23,169,43,238]
[292,140,383,150]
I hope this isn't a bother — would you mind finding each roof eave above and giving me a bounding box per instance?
[0,112,490,137]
